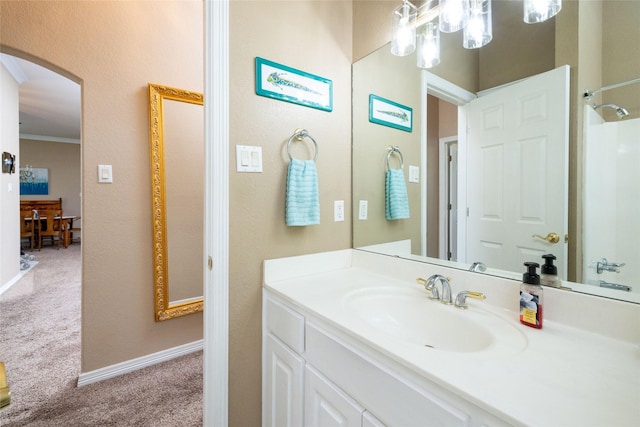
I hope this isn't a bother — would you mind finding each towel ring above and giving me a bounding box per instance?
[386,145,404,170]
[287,128,318,161]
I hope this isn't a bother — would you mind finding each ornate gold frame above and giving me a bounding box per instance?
[148,83,204,321]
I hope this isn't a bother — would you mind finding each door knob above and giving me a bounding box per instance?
[532,232,560,244]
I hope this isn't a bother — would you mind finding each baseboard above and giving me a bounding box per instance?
[0,261,38,297]
[77,339,203,387]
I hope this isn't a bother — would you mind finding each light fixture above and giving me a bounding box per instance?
[391,0,561,67]
[463,0,492,49]
[391,0,418,56]
[417,19,441,68]
[523,0,562,24]
[439,0,470,33]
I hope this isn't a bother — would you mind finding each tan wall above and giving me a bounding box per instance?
[19,140,81,217]
[438,99,458,138]
[1,0,204,372]
[479,0,556,91]
[602,1,640,118]
[228,1,352,424]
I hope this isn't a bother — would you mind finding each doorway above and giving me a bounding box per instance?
[0,52,82,385]
[439,136,458,262]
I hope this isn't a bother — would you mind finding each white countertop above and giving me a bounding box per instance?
[264,249,640,427]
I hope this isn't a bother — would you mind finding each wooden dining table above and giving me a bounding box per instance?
[24,215,78,248]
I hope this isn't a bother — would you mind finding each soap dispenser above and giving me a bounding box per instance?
[520,262,543,329]
[540,254,560,288]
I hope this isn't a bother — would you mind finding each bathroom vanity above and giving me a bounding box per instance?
[263,249,639,427]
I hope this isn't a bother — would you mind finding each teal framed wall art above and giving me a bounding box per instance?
[255,57,333,112]
[369,94,413,132]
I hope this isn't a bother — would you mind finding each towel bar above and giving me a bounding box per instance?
[386,145,404,170]
[287,128,318,161]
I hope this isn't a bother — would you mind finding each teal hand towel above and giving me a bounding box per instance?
[286,158,320,226]
[385,168,410,220]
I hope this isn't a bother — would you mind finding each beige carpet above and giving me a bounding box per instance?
[0,244,203,426]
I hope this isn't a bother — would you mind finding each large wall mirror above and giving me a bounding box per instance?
[148,83,204,321]
[353,0,640,305]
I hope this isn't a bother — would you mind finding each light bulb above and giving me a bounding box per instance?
[417,21,440,68]
[463,0,492,49]
[524,0,562,24]
[440,0,470,33]
[391,0,417,56]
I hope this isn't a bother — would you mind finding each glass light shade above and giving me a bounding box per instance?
[391,0,418,56]
[463,0,492,49]
[417,21,440,68]
[439,0,470,33]
[523,0,562,24]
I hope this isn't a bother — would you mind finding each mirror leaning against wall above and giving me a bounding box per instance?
[148,83,204,321]
[352,0,640,305]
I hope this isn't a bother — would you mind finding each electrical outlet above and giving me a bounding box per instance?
[358,200,368,220]
[334,200,344,222]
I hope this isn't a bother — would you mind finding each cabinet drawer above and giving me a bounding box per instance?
[265,295,305,354]
[306,322,471,427]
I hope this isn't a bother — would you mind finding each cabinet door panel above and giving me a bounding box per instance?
[363,411,387,427]
[264,334,304,427]
[305,365,364,427]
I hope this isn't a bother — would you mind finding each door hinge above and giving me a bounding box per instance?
[208,256,213,271]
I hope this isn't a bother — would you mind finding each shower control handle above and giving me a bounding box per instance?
[532,232,560,244]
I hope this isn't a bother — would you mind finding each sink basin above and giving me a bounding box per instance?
[342,286,527,354]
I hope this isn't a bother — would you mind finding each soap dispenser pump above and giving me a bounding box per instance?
[520,262,543,329]
[540,254,560,288]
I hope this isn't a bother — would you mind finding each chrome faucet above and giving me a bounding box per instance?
[595,258,626,274]
[468,261,487,272]
[425,274,453,305]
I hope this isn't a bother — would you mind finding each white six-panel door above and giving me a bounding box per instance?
[466,66,569,278]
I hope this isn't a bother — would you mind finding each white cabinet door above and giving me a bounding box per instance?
[264,334,305,427]
[305,365,364,427]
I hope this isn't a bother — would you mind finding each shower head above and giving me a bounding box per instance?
[593,103,630,119]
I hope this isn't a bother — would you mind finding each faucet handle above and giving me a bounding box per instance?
[454,291,486,310]
[417,276,440,300]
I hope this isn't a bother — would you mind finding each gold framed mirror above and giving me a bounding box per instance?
[148,83,204,321]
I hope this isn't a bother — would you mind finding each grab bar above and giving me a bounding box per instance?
[386,145,404,170]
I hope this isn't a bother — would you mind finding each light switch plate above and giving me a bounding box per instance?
[236,145,263,173]
[98,164,113,183]
[409,165,419,183]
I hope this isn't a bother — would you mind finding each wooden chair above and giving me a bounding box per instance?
[19,210,35,251]
[38,209,65,250]
[69,217,81,244]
